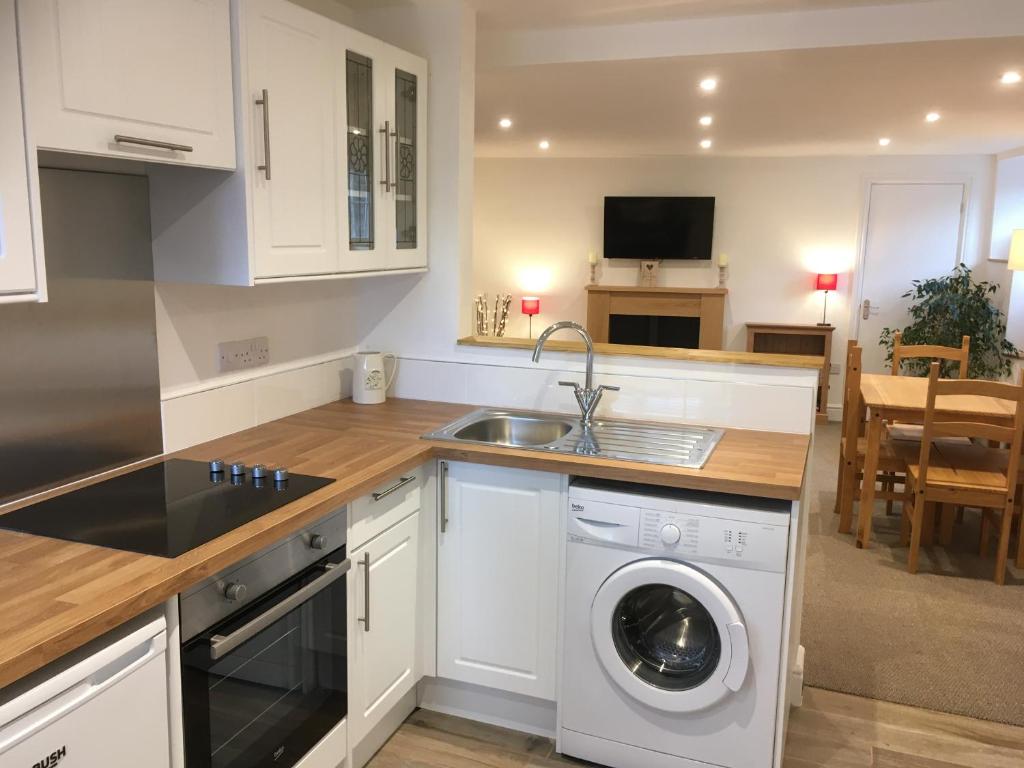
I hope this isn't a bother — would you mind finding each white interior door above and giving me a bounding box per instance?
[856,182,966,373]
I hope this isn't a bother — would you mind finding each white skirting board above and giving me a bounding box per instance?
[417,677,557,739]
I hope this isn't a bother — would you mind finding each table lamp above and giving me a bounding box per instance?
[1009,230,1024,271]
[522,296,540,338]
[816,273,837,326]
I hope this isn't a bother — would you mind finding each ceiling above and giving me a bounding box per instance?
[468,0,931,29]
[475,37,1024,157]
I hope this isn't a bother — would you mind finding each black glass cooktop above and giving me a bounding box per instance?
[0,459,333,558]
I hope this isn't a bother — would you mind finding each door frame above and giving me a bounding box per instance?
[847,176,970,344]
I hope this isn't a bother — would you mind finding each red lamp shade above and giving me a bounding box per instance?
[521,297,540,316]
[815,273,838,291]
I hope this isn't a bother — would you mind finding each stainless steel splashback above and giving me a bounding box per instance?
[0,168,162,505]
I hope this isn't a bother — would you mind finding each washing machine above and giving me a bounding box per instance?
[559,479,792,768]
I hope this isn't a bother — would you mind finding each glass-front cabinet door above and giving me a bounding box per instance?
[339,31,386,273]
[338,35,426,274]
[383,45,427,271]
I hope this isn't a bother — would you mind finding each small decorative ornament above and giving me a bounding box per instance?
[588,250,599,284]
[639,260,660,287]
[474,294,490,336]
[718,252,729,287]
[474,293,511,336]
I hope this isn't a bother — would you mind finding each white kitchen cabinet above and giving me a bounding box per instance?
[437,462,562,700]
[246,0,338,278]
[338,30,427,273]
[150,0,427,285]
[17,0,235,170]
[0,0,45,303]
[349,510,420,747]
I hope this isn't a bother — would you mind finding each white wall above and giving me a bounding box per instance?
[995,151,1024,348]
[156,279,361,393]
[473,154,998,408]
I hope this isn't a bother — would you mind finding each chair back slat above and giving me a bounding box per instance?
[842,341,863,443]
[930,422,1016,444]
[917,362,1024,495]
[933,377,1018,401]
[892,331,970,379]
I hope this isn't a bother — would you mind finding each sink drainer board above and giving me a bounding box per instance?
[423,408,724,470]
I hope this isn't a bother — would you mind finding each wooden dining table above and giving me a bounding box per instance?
[853,373,1017,548]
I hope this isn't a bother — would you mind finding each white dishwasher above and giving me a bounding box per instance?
[0,613,170,768]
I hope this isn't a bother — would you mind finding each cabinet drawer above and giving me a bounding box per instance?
[350,471,422,550]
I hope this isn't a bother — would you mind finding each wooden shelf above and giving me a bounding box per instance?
[746,323,835,423]
[457,335,824,369]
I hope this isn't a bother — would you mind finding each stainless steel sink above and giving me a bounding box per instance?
[424,408,723,469]
[452,414,574,447]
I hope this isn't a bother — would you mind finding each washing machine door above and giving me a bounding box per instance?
[590,559,750,713]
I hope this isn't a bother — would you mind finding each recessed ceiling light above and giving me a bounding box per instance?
[700,139,713,150]
[538,139,550,150]
[699,78,717,92]
[878,137,891,147]
[498,117,513,129]
[925,112,941,123]
[699,115,713,127]
[1001,70,1022,85]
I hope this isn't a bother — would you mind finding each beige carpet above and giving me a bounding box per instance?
[801,423,1024,727]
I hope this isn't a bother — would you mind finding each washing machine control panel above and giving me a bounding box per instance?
[639,508,788,572]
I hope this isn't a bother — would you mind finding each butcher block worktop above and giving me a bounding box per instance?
[0,398,809,689]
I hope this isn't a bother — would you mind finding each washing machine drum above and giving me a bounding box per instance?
[591,559,750,713]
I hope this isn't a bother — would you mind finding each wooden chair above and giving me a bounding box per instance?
[891,331,970,378]
[897,362,1024,584]
[888,332,970,444]
[836,341,907,535]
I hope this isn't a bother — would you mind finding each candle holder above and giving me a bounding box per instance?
[589,262,597,284]
[718,265,728,287]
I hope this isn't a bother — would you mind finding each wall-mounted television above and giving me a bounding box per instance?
[603,196,715,260]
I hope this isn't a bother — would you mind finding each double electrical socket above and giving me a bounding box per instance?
[218,336,270,372]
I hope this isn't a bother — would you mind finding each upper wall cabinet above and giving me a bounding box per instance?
[340,32,428,273]
[0,0,45,303]
[150,0,428,286]
[17,0,235,169]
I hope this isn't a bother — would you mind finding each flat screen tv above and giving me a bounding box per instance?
[603,196,715,260]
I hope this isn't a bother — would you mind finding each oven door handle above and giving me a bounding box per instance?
[208,558,350,661]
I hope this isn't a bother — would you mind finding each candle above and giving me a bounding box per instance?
[588,251,598,265]
[718,253,729,267]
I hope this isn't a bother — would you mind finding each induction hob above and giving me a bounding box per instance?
[0,459,334,558]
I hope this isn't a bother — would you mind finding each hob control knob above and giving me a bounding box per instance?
[251,464,268,479]
[310,534,326,550]
[229,462,246,477]
[660,524,682,546]
[209,459,225,473]
[224,582,247,602]
[273,468,289,483]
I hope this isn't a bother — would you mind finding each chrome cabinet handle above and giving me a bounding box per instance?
[372,475,416,502]
[439,460,449,533]
[357,551,371,632]
[113,135,193,153]
[256,89,272,179]
[390,124,399,192]
[208,558,350,660]
[378,120,391,190]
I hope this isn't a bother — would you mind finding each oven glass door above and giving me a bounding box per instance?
[182,547,348,768]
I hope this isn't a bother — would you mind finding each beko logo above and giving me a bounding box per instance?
[571,502,585,512]
[32,746,66,768]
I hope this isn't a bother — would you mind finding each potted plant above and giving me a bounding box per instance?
[879,264,1019,378]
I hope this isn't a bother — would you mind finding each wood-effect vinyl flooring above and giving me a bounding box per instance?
[365,687,1024,768]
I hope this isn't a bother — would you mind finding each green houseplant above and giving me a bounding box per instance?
[879,264,1018,379]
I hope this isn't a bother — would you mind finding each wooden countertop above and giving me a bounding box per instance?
[457,335,824,369]
[0,398,809,689]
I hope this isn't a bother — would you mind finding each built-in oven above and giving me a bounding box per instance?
[179,508,349,768]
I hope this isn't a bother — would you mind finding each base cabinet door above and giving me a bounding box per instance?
[17,0,235,169]
[437,462,561,700]
[0,0,42,302]
[350,511,420,746]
